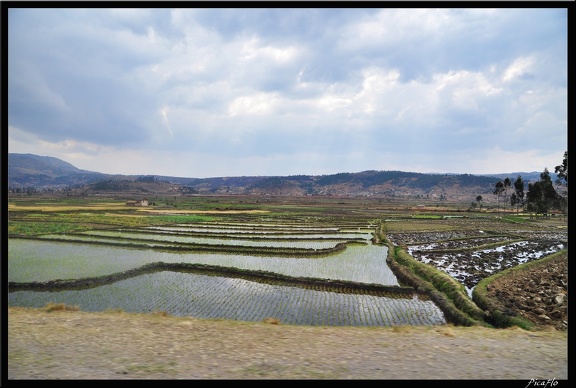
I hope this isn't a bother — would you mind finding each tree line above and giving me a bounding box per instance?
[489,151,568,216]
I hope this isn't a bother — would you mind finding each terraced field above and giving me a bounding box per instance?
[9,209,446,326]
[7,195,568,330]
[389,227,566,296]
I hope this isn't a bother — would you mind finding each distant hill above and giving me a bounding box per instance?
[8,153,107,189]
[7,153,555,201]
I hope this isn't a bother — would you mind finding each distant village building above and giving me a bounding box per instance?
[126,198,149,207]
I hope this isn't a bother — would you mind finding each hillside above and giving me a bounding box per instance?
[7,153,551,201]
[7,153,107,189]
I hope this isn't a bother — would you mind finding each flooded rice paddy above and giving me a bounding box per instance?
[9,214,567,327]
[9,222,448,326]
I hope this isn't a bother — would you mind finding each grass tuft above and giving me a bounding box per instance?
[151,311,170,317]
[104,308,125,314]
[391,325,412,333]
[435,325,456,337]
[44,302,79,312]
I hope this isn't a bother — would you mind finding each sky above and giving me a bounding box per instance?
[7,7,568,179]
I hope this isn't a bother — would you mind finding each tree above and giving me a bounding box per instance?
[554,151,568,217]
[525,181,542,217]
[25,186,37,196]
[525,168,560,218]
[554,151,568,185]
[493,181,505,212]
[503,177,512,204]
[510,176,525,214]
[476,195,483,209]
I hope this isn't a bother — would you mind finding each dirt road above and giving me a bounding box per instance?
[7,306,568,381]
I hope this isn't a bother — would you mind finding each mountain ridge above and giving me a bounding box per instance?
[7,153,552,201]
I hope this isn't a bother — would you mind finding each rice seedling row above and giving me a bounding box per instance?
[8,262,444,326]
[172,223,343,232]
[8,239,399,286]
[146,226,366,237]
[15,234,355,258]
[81,228,369,242]
[75,230,352,249]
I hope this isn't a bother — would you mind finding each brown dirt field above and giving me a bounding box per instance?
[486,253,568,331]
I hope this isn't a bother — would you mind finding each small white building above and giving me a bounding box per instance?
[126,198,149,206]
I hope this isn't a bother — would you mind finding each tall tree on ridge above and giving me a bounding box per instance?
[493,181,505,213]
[510,175,525,214]
[503,177,512,205]
[526,168,559,218]
[554,151,568,218]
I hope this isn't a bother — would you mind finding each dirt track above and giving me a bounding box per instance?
[7,306,568,380]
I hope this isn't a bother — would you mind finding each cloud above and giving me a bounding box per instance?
[7,7,567,178]
[502,56,534,83]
